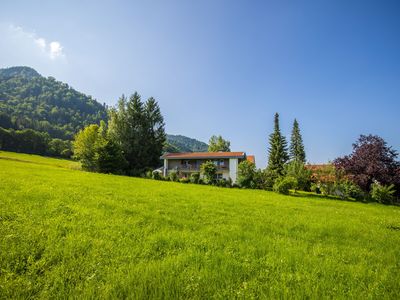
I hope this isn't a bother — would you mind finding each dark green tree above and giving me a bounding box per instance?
[267,113,288,175]
[108,92,165,175]
[290,119,306,163]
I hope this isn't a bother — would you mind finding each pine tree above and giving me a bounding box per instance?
[108,92,165,175]
[289,119,306,163]
[267,113,288,175]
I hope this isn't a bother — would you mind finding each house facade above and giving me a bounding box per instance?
[160,152,255,183]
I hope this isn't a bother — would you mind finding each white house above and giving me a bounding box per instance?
[160,152,255,183]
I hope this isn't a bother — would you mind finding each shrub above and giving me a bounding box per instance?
[273,176,297,195]
[320,182,335,197]
[334,180,365,200]
[200,161,217,185]
[152,171,163,180]
[370,182,396,204]
[145,170,153,179]
[284,160,312,192]
[168,170,178,182]
[237,160,256,188]
[190,172,200,184]
[179,177,190,184]
[263,169,279,190]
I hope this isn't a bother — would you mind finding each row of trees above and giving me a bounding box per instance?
[0,127,72,157]
[73,93,166,176]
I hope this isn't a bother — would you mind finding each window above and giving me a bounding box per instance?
[216,173,223,180]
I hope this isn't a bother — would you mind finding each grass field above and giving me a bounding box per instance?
[0,151,399,299]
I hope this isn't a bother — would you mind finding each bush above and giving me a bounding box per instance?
[152,171,163,180]
[334,181,365,200]
[370,182,396,204]
[215,178,232,188]
[273,176,297,195]
[190,172,200,184]
[200,161,217,185]
[145,170,153,179]
[179,177,190,184]
[237,160,256,188]
[263,169,279,190]
[168,170,178,182]
[284,161,312,192]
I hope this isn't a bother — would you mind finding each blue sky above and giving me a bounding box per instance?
[1,0,399,167]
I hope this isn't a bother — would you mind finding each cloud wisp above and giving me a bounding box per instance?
[8,24,66,60]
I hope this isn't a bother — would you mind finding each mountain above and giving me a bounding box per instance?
[166,134,208,152]
[0,66,207,154]
[0,66,107,139]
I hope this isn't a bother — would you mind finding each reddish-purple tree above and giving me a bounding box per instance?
[334,135,400,192]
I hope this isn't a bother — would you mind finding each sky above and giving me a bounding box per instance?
[0,0,399,167]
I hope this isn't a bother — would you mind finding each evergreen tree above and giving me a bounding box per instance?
[289,119,306,163]
[108,92,166,175]
[267,113,288,175]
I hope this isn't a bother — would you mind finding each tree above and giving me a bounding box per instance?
[95,139,127,174]
[267,113,288,176]
[289,119,306,163]
[208,135,231,152]
[284,160,312,192]
[108,92,166,175]
[200,161,217,184]
[73,124,100,171]
[334,135,400,193]
[237,160,256,188]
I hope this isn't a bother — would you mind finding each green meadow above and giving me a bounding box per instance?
[0,151,399,299]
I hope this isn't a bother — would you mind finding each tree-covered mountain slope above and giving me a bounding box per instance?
[0,66,107,139]
[0,66,207,152]
[166,134,208,152]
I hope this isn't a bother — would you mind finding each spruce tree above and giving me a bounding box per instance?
[267,113,288,175]
[289,119,306,163]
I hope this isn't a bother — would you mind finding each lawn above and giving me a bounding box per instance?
[0,151,399,299]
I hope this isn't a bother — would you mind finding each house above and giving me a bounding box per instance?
[160,152,255,183]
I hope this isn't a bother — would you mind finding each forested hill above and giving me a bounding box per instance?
[165,134,208,152]
[0,66,107,139]
[0,66,207,153]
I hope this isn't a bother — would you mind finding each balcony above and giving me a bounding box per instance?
[171,164,229,172]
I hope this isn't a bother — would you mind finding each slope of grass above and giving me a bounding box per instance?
[0,152,399,299]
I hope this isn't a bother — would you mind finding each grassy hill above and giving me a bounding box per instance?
[0,151,399,298]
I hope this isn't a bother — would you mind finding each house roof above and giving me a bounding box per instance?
[161,151,246,159]
[247,155,255,164]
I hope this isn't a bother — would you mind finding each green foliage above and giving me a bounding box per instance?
[0,126,72,158]
[1,151,400,299]
[290,119,306,163]
[200,161,217,184]
[0,66,107,140]
[189,172,200,184]
[208,135,231,152]
[165,134,208,152]
[237,160,256,188]
[168,170,178,182]
[370,182,396,204]
[263,168,280,190]
[95,139,127,174]
[152,171,163,180]
[179,177,190,184]
[273,176,297,195]
[267,113,289,176]
[284,160,312,191]
[73,124,100,171]
[108,93,166,175]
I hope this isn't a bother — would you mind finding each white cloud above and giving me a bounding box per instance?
[4,24,66,61]
[49,41,64,59]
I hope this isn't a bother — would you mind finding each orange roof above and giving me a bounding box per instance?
[247,155,255,164]
[161,152,246,159]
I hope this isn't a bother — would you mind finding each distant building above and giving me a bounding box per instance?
[160,152,255,183]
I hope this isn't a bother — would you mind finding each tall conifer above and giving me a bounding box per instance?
[289,119,306,163]
[267,113,288,175]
